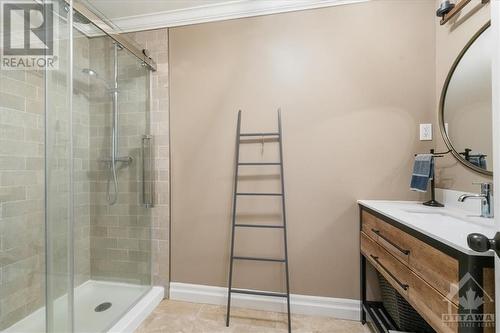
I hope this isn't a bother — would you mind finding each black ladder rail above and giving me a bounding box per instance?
[277,108,292,333]
[226,109,292,333]
[226,110,241,327]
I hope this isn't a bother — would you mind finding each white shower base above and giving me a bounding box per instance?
[5,280,163,333]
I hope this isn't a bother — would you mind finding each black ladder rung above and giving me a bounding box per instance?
[240,132,280,137]
[238,162,281,166]
[234,224,284,229]
[236,192,282,196]
[233,256,286,263]
[230,288,288,298]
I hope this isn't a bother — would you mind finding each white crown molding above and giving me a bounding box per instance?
[111,0,369,32]
[169,282,360,321]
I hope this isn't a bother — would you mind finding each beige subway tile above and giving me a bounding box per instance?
[0,108,39,128]
[25,99,43,114]
[1,171,39,186]
[2,70,26,82]
[2,199,43,218]
[0,92,25,112]
[91,237,117,249]
[25,157,43,170]
[0,156,24,170]
[0,186,26,202]
[108,227,128,238]
[0,77,37,99]
[117,238,139,250]
[0,124,25,141]
[90,226,107,237]
[0,140,40,157]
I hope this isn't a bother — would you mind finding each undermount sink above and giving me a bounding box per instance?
[405,209,471,223]
[403,207,486,225]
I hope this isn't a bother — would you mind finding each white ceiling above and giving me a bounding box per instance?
[87,0,240,19]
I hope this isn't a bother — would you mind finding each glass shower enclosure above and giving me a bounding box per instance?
[0,0,156,332]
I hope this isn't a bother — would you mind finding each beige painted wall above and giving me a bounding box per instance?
[435,0,492,191]
[169,1,435,298]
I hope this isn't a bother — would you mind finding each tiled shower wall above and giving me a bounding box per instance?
[0,67,45,330]
[88,36,151,285]
[87,29,169,291]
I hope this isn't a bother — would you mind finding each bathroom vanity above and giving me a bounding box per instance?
[359,200,496,333]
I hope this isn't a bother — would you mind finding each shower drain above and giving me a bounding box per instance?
[94,302,112,312]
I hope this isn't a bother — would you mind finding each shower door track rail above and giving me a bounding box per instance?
[65,0,157,71]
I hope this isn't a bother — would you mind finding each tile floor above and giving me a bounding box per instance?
[135,300,370,333]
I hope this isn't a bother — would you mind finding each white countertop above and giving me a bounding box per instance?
[358,200,497,256]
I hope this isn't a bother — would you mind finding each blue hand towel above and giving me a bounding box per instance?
[468,154,487,170]
[410,154,434,192]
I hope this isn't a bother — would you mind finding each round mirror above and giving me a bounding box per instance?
[440,21,492,176]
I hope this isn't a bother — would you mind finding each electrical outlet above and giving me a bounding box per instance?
[420,124,432,141]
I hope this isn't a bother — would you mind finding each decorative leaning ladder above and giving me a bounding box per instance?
[226,109,292,333]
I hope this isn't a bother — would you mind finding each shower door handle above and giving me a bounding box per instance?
[142,135,154,208]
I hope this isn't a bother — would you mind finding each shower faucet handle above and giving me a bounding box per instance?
[100,156,133,165]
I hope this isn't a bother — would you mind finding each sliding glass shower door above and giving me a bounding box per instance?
[71,30,153,332]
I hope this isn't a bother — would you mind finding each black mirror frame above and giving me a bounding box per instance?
[439,20,492,176]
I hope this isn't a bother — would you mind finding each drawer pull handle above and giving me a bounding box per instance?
[370,255,409,291]
[371,229,410,255]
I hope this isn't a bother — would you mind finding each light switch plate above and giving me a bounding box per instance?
[420,124,432,141]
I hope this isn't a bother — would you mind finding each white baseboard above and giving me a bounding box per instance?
[169,282,360,321]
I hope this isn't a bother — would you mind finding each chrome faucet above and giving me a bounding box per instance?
[458,183,494,218]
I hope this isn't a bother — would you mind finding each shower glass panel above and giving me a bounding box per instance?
[0,0,47,330]
[73,21,152,333]
[45,2,73,332]
[71,4,153,333]
[0,0,154,332]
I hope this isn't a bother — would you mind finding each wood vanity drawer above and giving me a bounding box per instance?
[361,232,411,296]
[362,232,458,333]
[408,269,458,333]
[361,210,459,304]
[362,210,410,264]
[405,230,459,305]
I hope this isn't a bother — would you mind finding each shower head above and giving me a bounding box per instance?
[82,68,98,77]
[81,68,114,91]
[82,68,114,92]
